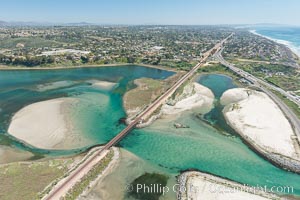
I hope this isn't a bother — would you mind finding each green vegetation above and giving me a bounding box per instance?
[198,63,229,73]
[0,54,56,67]
[229,61,300,91]
[0,37,61,49]
[64,150,114,200]
[171,79,189,100]
[140,78,162,89]
[160,60,193,71]
[271,89,300,119]
[123,78,164,114]
[266,76,300,91]
[0,159,73,200]
[128,173,169,200]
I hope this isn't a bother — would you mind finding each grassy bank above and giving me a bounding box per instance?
[0,158,79,200]
[270,89,300,119]
[227,60,300,91]
[123,72,183,119]
[123,78,165,116]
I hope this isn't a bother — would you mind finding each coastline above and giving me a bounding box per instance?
[249,29,300,59]
[0,62,178,72]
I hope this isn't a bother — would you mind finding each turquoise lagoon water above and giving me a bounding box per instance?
[121,74,300,197]
[1,67,300,197]
[0,66,174,155]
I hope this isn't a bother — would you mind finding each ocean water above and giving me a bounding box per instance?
[253,27,300,56]
[1,68,300,198]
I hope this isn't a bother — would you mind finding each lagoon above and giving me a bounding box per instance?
[0,67,300,198]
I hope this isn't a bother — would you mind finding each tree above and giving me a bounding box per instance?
[127,57,135,63]
[80,56,89,63]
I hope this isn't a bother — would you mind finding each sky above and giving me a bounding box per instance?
[1,0,300,25]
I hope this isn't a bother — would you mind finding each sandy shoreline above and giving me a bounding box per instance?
[8,98,91,150]
[178,171,280,200]
[221,88,300,173]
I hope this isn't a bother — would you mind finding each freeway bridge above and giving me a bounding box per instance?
[43,34,233,200]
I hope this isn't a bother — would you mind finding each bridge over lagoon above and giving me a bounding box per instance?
[43,34,233,200]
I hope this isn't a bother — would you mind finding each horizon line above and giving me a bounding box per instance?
[1,21,300,27]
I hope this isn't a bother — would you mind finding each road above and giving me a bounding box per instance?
[216,49,300,107]
[43,34,233,200]
[42,148,109,200]
[214,50,300,140]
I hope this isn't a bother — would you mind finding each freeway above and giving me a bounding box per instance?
[214,50,300,140]
[43,34,233,200]
[216,49,300,107]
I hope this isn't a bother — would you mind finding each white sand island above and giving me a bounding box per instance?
[178,171,279,200]
[162,82,215,115]
[88,80,118,91]
[8,98,91,150]
[35,80,76,92]
[221,88,299,159]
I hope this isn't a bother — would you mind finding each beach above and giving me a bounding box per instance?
[221,88,299,158]
[162,82,215,115]
[8,98,91,150]
[221,88,300,172]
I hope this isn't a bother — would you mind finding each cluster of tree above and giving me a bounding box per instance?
[0,54,55,67]
[141,56,161,65]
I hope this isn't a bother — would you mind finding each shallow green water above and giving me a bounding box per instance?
[1,68,300,197]
[121,74,300,197]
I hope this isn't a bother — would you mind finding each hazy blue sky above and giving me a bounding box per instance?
[1,0,300,25]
